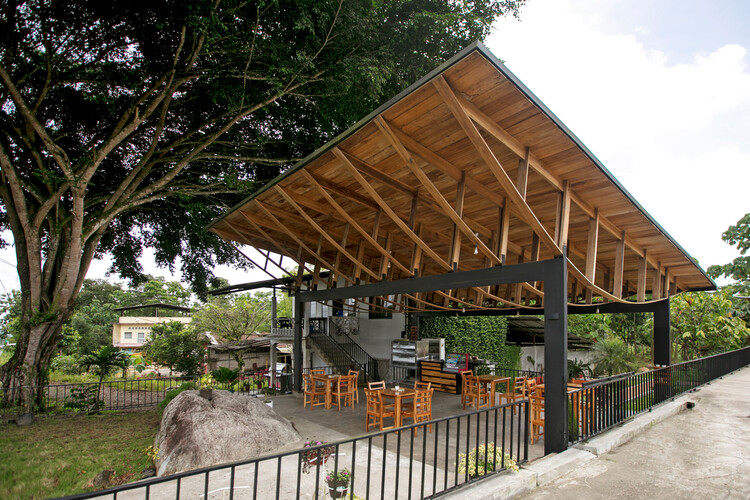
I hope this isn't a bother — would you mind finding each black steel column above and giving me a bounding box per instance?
[653,298,671,366]
[293,298,304,392]
[544,257,569,453]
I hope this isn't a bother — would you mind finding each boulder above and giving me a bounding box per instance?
[154,390,300,476]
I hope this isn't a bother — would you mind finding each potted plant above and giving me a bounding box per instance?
[262,386,276,407]
[199,373,216,400]
[300,440,334,474]
[325,468,351,498]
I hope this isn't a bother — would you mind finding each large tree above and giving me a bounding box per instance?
[0,0,524,409]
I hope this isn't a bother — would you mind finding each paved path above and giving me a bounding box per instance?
[518,366,750,500]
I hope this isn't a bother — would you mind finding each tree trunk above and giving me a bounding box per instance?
[0,317,68,413]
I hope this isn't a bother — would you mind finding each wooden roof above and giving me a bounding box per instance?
[209,43,714,313]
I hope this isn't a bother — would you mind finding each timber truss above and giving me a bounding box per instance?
[208,43,714,314]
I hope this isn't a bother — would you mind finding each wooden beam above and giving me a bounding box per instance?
[584,209,599,303]
[375,116,500,267]
[449,172,466,270]
[273,185,381,283]
[499,202,510,264]
[432,76,562,257]
[637,250,648,302]
[556,181,571,250]
[613,232,625,299]
[456,88,665,273]
[517,147,530,199]
[302,170,414,280]
[652,261,662,300]
[333,147,453,271]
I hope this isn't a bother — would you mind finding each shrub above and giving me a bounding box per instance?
[50,354,83,375]
[158,382,197,409]
[457,443,519,478]
[591,337,637,376]
[63,384,104,412]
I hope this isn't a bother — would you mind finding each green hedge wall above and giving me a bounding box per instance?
[419,316,520,369]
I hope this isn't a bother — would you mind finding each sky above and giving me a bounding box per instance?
[487,0,750,282]
[0,0,748,294]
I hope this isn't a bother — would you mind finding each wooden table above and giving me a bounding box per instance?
[475,375,511,407]
[381,387,416,428]
[312,374,340,409]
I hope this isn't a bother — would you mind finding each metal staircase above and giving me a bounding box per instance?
[308,317,379,382]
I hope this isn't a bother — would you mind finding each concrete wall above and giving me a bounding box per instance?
[352,311,405,360]
[520,345,595,373]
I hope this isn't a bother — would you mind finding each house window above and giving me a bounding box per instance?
[369,296,394,319]
[124,332,132,340]
[137,332,145,343]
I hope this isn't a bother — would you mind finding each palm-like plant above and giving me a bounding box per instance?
[79,346,129,413]
[591,337,637,377]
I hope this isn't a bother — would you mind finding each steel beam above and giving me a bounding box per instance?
[293,299,304,391]
[543,257,569,453]
[296,260,549,303]
[653,297,671,366]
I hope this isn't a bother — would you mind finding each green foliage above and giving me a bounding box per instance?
[158,382,197,410]
[79,345,130,413]
[50,354,83,375]
[591,337,637,376]
[457,443,519,477]
[192,292,273,341]
[707,213,750,291]
[568,314,610,340]
[63,385,104,412]
[670,291,750,360]
[567,359,591,379]
[144,322,206,377]
[211,367,240,385]
[419,316,519,368]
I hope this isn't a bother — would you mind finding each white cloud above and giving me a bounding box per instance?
[487,0,750,272]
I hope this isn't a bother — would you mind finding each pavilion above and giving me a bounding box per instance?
[207,42,714,454]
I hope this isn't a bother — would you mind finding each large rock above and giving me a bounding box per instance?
[154,390,300,476]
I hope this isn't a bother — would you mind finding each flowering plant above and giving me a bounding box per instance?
[457,443,519,478]
[325,468,351,486]
[300,439,334,473]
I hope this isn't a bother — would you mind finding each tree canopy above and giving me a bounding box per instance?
[0,0,524,409]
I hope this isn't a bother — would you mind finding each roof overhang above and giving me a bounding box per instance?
[209,42,715,313]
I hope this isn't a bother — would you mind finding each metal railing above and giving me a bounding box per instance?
[329,317,380,382]
[0,369,295,417]
[56,399,529,500]
[567,346,750,443]
[309,330,376,384]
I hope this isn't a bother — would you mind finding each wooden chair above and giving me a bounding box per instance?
[305,374,326,410]
[310,368,326,376]
[465,376,489,410]
[348,369,360,404]
[502,376,527,413]
[459,370,473,409]
[334,374,356,410]
[529,393,545,444]
[414,381,431,390]
[365,388,395,432]
[402,388,434,436]
[525,378,537,397]
[368,380,386,391]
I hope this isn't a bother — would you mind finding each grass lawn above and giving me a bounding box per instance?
[0,409,162,499]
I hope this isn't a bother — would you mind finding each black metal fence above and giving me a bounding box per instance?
[0,369,292,418]
[567,346,750,443]
[57,399,529,500]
